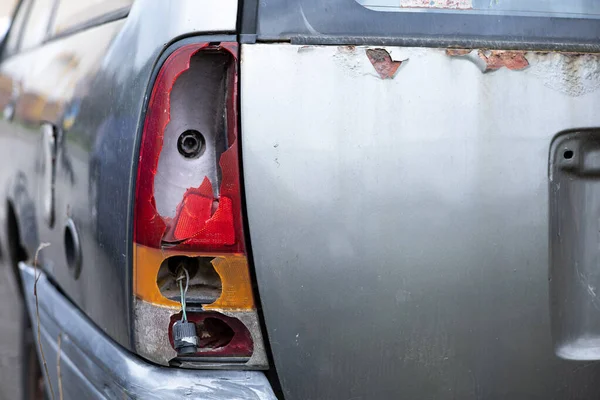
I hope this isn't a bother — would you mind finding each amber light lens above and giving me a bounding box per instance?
[133,245,255,310]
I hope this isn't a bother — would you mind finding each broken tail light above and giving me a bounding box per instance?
[132,42,267,368]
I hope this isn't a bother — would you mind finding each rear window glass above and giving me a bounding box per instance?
[357,0,600,18]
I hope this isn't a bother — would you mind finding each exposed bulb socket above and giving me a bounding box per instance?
[177,129,205,158]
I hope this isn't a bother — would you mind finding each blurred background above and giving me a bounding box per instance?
[0,1,18,39]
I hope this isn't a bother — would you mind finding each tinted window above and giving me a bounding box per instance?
[52,0,131,35]
[357,0,600,18]
[20,0,55,51]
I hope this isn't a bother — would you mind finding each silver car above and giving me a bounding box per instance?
[0,0,600,399]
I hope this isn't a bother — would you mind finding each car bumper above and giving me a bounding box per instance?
[19,263,276,399]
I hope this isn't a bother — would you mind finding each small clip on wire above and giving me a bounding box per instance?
[172,265,197,355]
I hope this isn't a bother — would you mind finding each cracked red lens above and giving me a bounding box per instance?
[134,42,244,254]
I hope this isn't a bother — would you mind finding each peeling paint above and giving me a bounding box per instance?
[333,46,363,76]
[447,48,529,73]
[445,48,487,71]
[400,0,471,9]
[339,45,356,53]
[446,48,600,96]
[366,48,403,79]
[478,50,529,72]
[445,49,472,57]
[527,52,600,97]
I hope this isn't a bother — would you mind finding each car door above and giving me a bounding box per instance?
[0,2,59,398]
[0,1,131,398]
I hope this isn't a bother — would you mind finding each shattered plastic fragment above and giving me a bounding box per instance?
[169,177,213,241]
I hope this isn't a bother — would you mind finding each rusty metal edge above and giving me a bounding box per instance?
[290,35,600,53]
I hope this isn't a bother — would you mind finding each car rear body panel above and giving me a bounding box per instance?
[3,0,600,397]
[240,43,600,399]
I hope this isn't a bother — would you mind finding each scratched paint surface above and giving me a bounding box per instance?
[241,43,600,400]
[445,48,600,95]
[358,0,600,16]
[399,0,471,9]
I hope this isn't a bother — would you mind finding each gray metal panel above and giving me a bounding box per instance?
[19,262,276,400]
[0,0,238,350]
[241,44,600,399]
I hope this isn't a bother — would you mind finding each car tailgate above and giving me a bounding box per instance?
[240,44,600,399]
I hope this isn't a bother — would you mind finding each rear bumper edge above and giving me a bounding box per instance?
[19,262,276,400]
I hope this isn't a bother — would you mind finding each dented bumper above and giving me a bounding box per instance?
[18,263,276,400]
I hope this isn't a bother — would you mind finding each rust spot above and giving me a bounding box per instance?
[446,49,472,56]
[478,50,529,71]
[298,45,313,53]
[366,48,403,79]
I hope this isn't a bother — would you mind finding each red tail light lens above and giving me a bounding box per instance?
[134,42,244,254]
[131,42,266,368]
